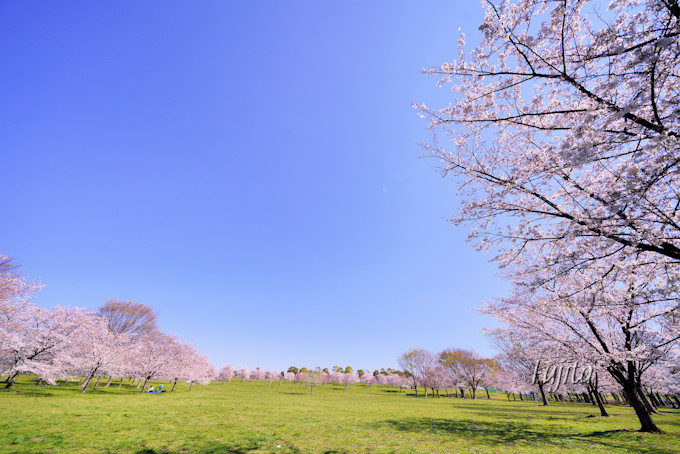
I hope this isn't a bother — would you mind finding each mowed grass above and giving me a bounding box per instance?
[1,377,680,453]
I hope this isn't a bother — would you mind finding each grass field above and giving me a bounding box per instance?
[1,377,679,453]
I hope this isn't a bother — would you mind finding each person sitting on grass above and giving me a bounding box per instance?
[148,385,155,393]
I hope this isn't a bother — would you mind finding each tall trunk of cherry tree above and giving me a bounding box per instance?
[80,371,97,394]
[486,388,490,399]
[104,376,113,387]
[171,379,178,392]
[118,378,124,388]
[189,381,194,391]
[623,381,662,433]
[93,376,102,390]
[459,388,465,398]
[653,392,662,407]
[589,391,597,406]
[636,384,659,415]
[592,389,609,417]
[536,381,549,406]
[140,379,148,393]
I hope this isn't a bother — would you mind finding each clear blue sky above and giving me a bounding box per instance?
[1,1,506,372]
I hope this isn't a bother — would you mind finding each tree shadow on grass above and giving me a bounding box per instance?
[377,417,668,454]
[135,442,260,454]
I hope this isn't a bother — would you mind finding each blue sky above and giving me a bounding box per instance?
[0,1,507,372]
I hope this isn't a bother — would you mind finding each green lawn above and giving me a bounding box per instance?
[1,377,679,453]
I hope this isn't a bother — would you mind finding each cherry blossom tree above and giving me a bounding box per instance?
[219,365,235,384]
[482,249,679,432]
[360,373,376,387]
[397,349,434,397]
[129,332,181,393]
[0,255,43,382]
[71,314,127,394]
[417,0,680,272]
[265,370,281,388]
[300,370,323,394]
[2,305,92,388]
[283,371,296,382]
[184,353,216,391]
[385,373,408,393]
[237,367,250,382]
[339,372,358,392]
[440,349,497,399]
[251,368,266,382]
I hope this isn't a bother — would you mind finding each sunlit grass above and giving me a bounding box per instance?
[1,376,679,453]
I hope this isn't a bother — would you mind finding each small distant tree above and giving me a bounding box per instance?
[287,366,298,374]
[339,373,358,392]
[265,370,280,388]
[398,349,434,397]
[219,365,235,384]
[440,349,497,399]
[344,366,353,374]
[238,367,250,382]
[300,370,323,394]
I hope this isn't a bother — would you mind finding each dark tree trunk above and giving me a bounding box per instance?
[591,388,609,417]
[536,381,549,406]
[93,376,102,390]
[104,376,113,388]
[189,381,194,391]
[656,393,666,407]
[171,379,178,392]
[636,384,659,414]
[623,382,663,433]
[80,372,95,394]
[118,377,124,388]
[672,395,680,409]
[486,388,490,399]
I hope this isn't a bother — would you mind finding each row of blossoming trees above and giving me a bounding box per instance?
[217,365,413,394]
[0,255,215,393]
[396,347,680,412]
[416,0,680,432]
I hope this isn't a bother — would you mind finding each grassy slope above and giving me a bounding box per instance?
[1,377,679,453]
